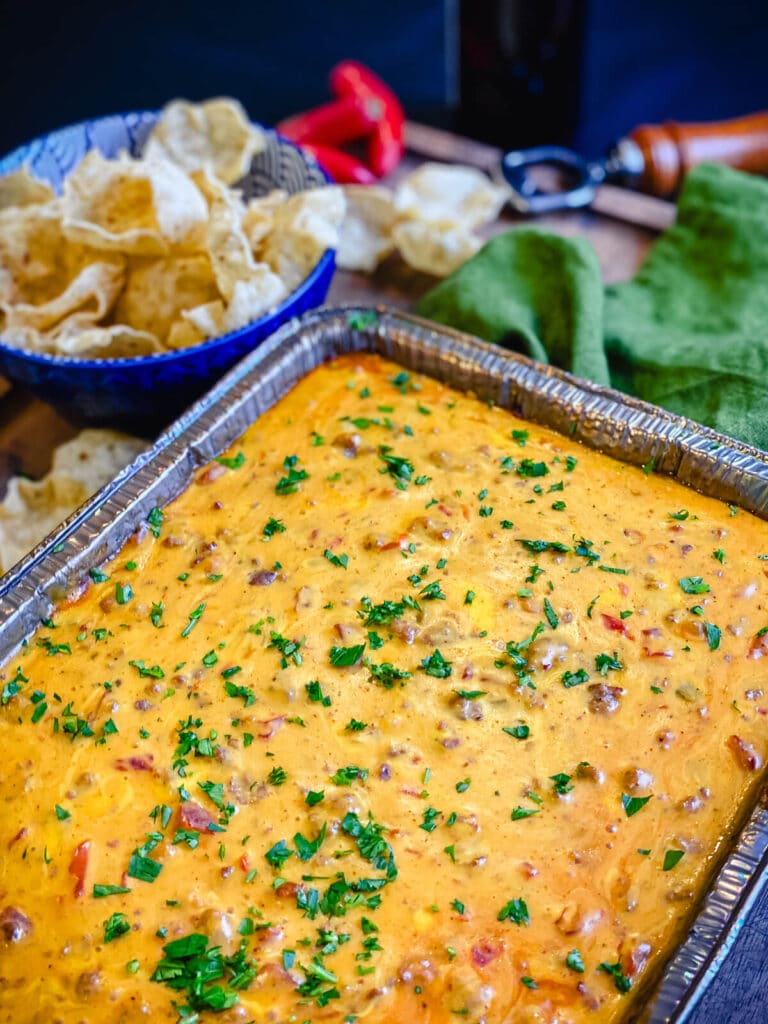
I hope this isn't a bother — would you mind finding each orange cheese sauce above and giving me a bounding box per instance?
[2,353,768,1024]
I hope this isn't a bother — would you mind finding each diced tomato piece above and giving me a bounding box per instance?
[69,840,91,898]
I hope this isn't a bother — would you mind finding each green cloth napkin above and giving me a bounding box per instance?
[416,163,768,450]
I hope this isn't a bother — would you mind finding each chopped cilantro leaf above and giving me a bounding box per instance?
[103,912,130,943]
[497,898,529,926]
[330,644,365,667]
[679,576,710,595]
[420,649,452,678]
[622,793,652,817]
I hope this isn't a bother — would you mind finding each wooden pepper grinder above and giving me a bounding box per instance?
[620,111,768,197]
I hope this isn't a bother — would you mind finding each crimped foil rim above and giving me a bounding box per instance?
[1,305,767,1024]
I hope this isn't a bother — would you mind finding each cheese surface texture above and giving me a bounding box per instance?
[2,353,768,1024]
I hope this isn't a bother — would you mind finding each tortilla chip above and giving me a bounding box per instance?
[166,317,206,350]
[394,163,508,230]
[0,202,76,306]
[0,323,47,353]
[2,261,125,332]
[62,151,208,255]
[0,167,55,211]
[50,320,164,358]
[336,185,395,272]
[242,189,288,253]
[113,255,219,339]
[225,270,287,331]
[392,220,481,277]
[206,183,260,301]
[181,300,227,339]
[144,97,267,186]
[262,186,345,290]
[0,429,146,572]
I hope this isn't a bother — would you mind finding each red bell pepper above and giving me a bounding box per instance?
[69,839,91,898]
[329,60,405,177]
[277,95,379,147]
[301,142,377,185]
[276,60,405,181]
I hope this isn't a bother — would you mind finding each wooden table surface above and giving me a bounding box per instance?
[1,123,765,1023]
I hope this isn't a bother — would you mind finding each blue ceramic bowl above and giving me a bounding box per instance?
[0,111,334,434]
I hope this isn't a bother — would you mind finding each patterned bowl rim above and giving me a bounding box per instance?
[0,110,334,370]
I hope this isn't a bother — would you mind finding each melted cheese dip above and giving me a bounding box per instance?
[2,354,768,1024]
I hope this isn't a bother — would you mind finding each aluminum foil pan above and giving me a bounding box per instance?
[2,306,768,1023]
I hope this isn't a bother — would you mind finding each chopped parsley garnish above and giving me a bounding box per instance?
[595,651,623,675]
[93,884,132,898]
[89,567,110,583]
[377,446,414,490]
[36,638,71,656]
[329,644,365,667]
[419,807,441,833]
[342,811,397,879]
[369,662,411,688]
[497,898,530,926]
[294,823,327,862]
[562,668,589,688]
[147,506,164,537]
[331,765,369,786]
[269,631,303,667]
[419,580,446,601]
[150,601,165,628]
[598,960,631,993]
[265,840,293,868]
[565,949,585,973]
[130,659,165,679]
[347,310,378,330]
[663,849,685,871]
[359,594,420,625]
[420,649,452,678]
[511,806,540,821]
[103,912,131,943]
[704,622,721,651]
[503,724,530,740]
[517,538,570,554]
[306,680,331,706]
[115,582,133,605]
[543,598,558,629]
[276,455,309,495]
[621,793,652,817]
[128,852,163,883]
[550,773,573,795]
[216,450,245,469]
[181,602,206,638]
[150,933,256,1014]
[324,549,349,569]
[517,459,548,478]
[263,517,286,539]
[267,766,287,786]
[679,576,710,595]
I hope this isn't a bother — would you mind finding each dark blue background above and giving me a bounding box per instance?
[2,1,766,158]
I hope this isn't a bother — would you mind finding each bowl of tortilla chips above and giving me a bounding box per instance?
[0,99,340,433]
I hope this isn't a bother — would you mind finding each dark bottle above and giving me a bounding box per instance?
[458,0,585,148]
